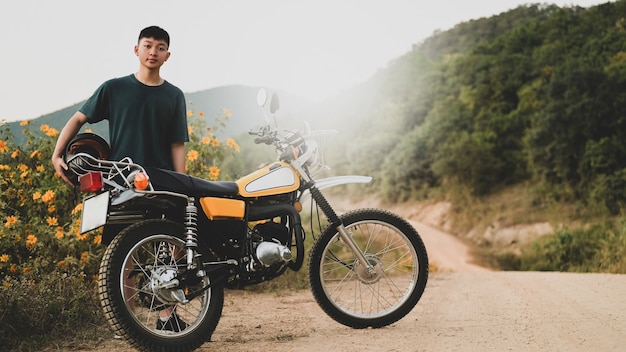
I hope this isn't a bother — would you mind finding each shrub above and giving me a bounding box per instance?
[0,109,239,350]
[0,270,104,350]
[519,224,616,272]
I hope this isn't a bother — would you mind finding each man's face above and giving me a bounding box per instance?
[135,37,170,68]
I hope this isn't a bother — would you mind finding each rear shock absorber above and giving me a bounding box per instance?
[184,198,199,269]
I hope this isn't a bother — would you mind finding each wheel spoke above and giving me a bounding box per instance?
[312,211,427,325]
[120,234,212,335]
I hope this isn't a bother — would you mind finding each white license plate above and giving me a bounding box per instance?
[80,191,109,233]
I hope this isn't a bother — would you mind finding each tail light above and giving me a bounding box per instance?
[79,172,103,193]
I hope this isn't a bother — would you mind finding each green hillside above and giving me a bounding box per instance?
[302,1,626,272]
[317,2,626,211]
[4,85,311,144]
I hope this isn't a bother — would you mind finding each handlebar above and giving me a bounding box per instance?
[254,135,276,145]
[248,123,335,174]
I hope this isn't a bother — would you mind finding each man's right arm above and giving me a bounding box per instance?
[52,111,89,185]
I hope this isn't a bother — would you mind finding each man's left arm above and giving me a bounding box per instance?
[171,142,186,173]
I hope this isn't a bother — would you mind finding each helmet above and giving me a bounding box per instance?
[64,133,110,184]
[64,132,110,162]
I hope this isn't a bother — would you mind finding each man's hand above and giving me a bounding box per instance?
[52,154,73,186]
[51,112,89,187]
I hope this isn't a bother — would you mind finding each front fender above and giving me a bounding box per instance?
[299,175,372,203]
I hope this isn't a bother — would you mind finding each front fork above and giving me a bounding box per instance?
[309,186,377,276]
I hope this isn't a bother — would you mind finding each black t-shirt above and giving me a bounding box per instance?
[80,74,189,170]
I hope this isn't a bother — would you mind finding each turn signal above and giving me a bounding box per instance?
[133,172,149,190]
[291,146,299,159]
[79,172,103,193]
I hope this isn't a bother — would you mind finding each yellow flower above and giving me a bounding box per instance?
[85,128,92,133]
[19,120,30,126]
[10,150,19,158]
[198,111,205,117]
[20,171,28,179]
[209,165,220,180]
[33,191,41,201]
[80,252,89,266]
[226,137,240,152]
[46,128,59,137]
[57,260,67,268]
[76,232,89,241]
[71,203,83,215]
[187,110,193,117]
[188,126,193,135]
[46,217,58,226]
[0,254,9,263]
[26,234,38,247]
[23,267,32,275]
[223,108,232,117]
[201,136,211,145]
[94,234,102,245]
[36,165,44,172]
[4,215,17,228]
[9,264,18,273]
[40,124,49,132]
[55,227,64,239]
[212,138,220,147]
[0,140,8,153]
[17,164,28,172]
[30,150,41,159]
[41,190,55,204]
[48,205,56,214]
[187,150,199,162]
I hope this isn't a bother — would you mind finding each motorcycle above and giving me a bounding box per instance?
[65,89,429,352]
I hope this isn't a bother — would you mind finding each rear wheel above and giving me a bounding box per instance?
[98,219,224,352]
[309,209,428,328]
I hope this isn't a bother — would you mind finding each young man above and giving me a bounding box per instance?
[52,25,188,185]
[51,25,189,332]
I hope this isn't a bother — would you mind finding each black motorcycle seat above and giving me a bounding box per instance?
[145,167,239,197]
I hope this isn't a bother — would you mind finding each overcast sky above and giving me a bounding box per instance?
[0,0,613,121]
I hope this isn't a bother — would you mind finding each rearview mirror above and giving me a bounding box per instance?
[270,92,280,113]
[256,88,268,107]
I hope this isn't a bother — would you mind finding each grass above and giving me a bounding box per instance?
[442,182,626,274]
[0,270,106,351]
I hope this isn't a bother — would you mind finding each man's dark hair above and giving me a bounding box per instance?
[138,26,170,47]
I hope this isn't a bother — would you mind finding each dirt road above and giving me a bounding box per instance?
[94,218,626,352]
[200,218,626,352]
[205,271,626,352]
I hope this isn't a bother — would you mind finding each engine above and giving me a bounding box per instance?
[247,221,292,273]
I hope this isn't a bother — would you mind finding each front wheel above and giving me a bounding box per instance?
[309,209,428,328]
[98,219,224,352]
